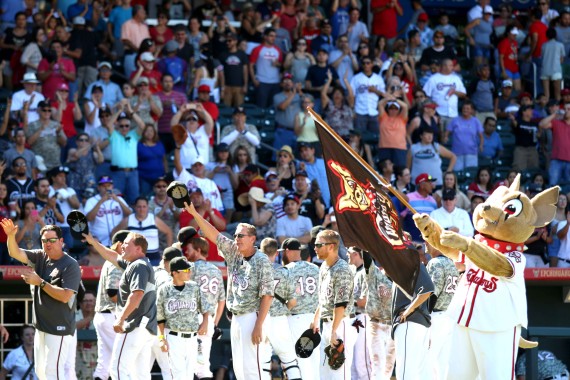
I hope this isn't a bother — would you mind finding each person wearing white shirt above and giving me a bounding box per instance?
[349,57,386,133]
[170,103,214,169]
[468,0,493,22]
[220,107,261,163]
[423,59,466,132]
[346,8,369,52]
[430,188,474,238]
[10,73,45,124]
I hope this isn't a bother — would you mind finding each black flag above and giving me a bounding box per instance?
[310,109,420,297]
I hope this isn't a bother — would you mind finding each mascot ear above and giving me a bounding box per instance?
[531,186,560,227]
[509,174,522,192]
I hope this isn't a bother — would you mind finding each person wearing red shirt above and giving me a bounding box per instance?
[498,25,521,91]
[37,40,77,101]
[179,187,226,261]
[529,7,548,92]
[196,85,220,147]
[539,102,570,186]
[130,52,163,94]
[371,0,403,45]
[51,83,82,141]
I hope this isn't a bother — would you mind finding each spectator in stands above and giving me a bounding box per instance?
[548,193,567,261]
[346,8,369,53]
[276,194,312,244]
[75,291,96,330]
[464,6,494,66]
[84,175,132,246]
[68,16,99,99]
[220,33,248,107]
[468,64,496,124]
[292,170,325,226]
[130,53,162,94]
[172,148,224,212]
[553,206,570,268]
[509,104,540,171]
[321,71,354,138]
[434,12,459,46]
[377,96,408,167]
[137,124,167,197]
[150,9,174,51]
[433,171,470,211]
[555,10,570,58]
[157,40,187,94]
[467,167,493,200]
[107,0,132,57]
[66,132,103,195]
[331,0,355,39]
[0,11,29,90]
[0,183,10,265]
[170,103,214,168]
[121,5,150,78]
[156,74,187,153]
[195,84,220,124]
[328,34,359,89]
[494,80,517,119]
[242,187,275,245]
[524,184,552,268]
[423,58,466,134]
[275,145,296,191]
[294,95,320,149]
[265,170,287,219]
[250,27,283,108]
[411,12,435,50]
[26,100,67,171]
[539,101,570,186]
[10,73,45,124]
[37,39,76,101]
[540,0,560,26]
[220,106,261,162]
[430,188,474,238]
[206,143,236,223]
[400,173,437,242]
[21,27,46,76]
[67,0,93,23]
[350,56,385,133]
[305,48,339,112]
[34,177,64,228]
[408,127,456,188]
[407,99,439,145]
[479,117,503,160]
[273,73,302,150]
[232,145,253,174]
[385,56,416,104]
[0,325,37,379]
[392,166,414,195]
[370,0,402,47]
[498,25,522,91]
[541,27,565,102]
[84,62,123,106]
[445,100,484,171]
[149,177,180,252]
[6,157,36,208]
[84,85,106,136]
[234,163,267,219]
[2,128,38,178]
[48,166,80,246]
[311,19,335,54]
[193,53,223,103]
[16,199,44,250]
[130,77,163,125]
[418,31,456,72]
[51,84,81,154]
[284,38,315,87]
[208,16,236,60]
[171,25,195,73]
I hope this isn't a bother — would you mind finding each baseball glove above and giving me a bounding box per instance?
[324,339,345,370]
[171,124,188,147]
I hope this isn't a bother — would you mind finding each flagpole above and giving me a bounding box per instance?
[308,107,418,214]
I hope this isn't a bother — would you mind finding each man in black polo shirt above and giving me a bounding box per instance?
[220,33,248,107]
[510,104,540,171]
[1,221,81,379]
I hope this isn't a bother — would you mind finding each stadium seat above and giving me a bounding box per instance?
[478,156,494,167]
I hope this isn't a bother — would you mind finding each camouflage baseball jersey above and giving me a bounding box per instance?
[285,260,320,315]
[353,266,367,315]
[319,258,354,319]
[515,351,569,378]
[365,265,393,322]
[216,234,274,315]
[154,267,171,289]
[191,259,226,316]
[156,280,207,332]
[426,255,460,312]
[270,263,294,317]
[95,261,123,313]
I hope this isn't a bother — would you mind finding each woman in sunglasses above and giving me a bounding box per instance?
[67,132,104,196]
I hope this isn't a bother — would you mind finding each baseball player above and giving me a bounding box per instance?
[184,236,227,380]
[426,243,459,380]
[157,256,209,379]
[311,229,357,380]
[93,230,128,380]
[184,202,274,380]
[348,246,372,380]
[363,257,395,380]
[260,238,302,380]
[391,261,434,380]
[149,246,184,380]
[282,238,321,379]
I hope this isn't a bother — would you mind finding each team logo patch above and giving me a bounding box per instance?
[508,252,522,263]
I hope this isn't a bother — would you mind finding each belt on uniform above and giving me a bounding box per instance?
[99,310,112,314]
[370,318,391,324]
[169,331,196,338]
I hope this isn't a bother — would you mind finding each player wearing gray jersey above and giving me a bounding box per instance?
[186,236,227,379]
[365,262,395,380]
[348,247,372,380]
[157,257,209,379]
[282,238,320,379]
[426,244,460,380]
[185,201,274,380]
[261,238,302,380]
[311,230,357,380]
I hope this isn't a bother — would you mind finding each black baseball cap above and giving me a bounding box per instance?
[216,142,230,152]
[169,257,194,272]
[311,226,325,240]
[279,238,302,252]
[178,226,198,245]
[527,183,543,193]
[112,230,130,244]
[295,329,321,358]
[163,246,183,262]
[167,181,191,208]
[442,188,456,200]
[67,210,89,240]
[233,106,246,115]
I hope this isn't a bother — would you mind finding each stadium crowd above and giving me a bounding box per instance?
[0,0,570,378]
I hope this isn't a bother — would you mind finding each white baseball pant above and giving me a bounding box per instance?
[394,321,430,380]
[230,312,272,380]
[267,315,302,379]
[447,324,521,380]
[65,331,77,380]
[196,314,214,379]
[34,331,74,380]
[150,331,173,379]
[165,331,198,379]
[288,313,320,380]
[367,319,395,380]
[110,326,154,380]
[429,311,454,380]
[351,314,372,380]
[320,317,358,380]
[93,312,117,379]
